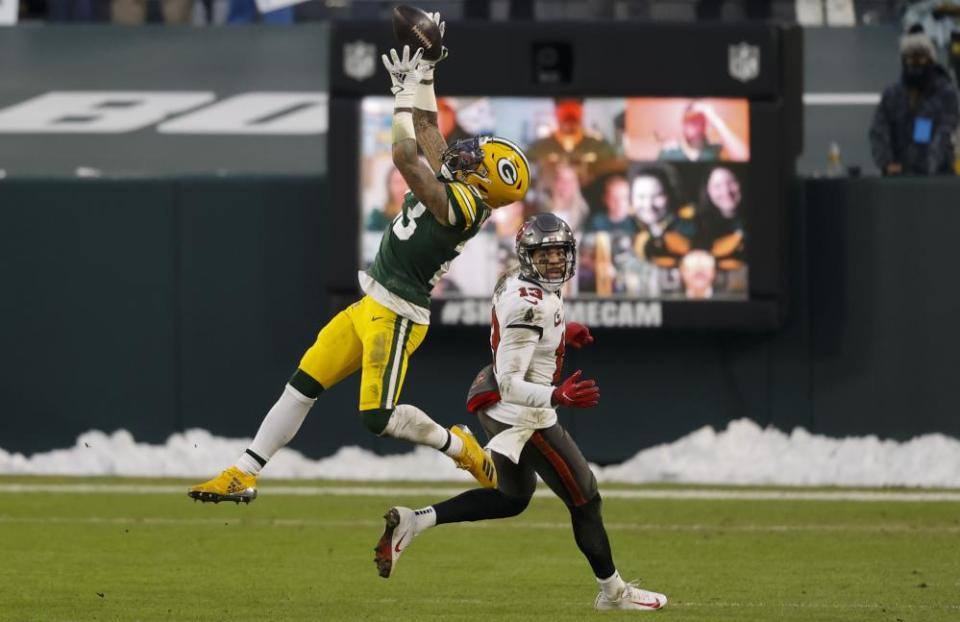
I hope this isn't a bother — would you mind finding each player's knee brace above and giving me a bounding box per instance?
[360,408,394,435]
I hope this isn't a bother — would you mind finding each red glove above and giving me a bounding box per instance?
[551,370,600,408]
[565,322,594,349]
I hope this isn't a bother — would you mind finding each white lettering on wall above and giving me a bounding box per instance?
[0,92,215,133]
[158,93,328,135]
[439,300,663,328]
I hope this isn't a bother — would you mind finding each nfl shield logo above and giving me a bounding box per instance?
[728,42,760,83]
[344,40,376,81]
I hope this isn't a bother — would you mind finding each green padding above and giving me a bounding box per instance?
[289,369,325,399]
[360,408,393,435]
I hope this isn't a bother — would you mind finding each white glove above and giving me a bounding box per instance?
[418,12,448,81]
[428,11,446,41]
[381,45,425,108]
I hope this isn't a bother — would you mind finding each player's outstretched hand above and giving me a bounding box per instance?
[551,370,600,408]
[565,322,593,349]
[381,45,425,96]
[419,12,449,74]
[427,11,446,40]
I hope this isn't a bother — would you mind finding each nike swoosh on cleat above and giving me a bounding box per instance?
[629,600,662,609]
[394,531,408,554]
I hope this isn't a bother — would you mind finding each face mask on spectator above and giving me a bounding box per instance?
[898,29,937,90]
[901,60,933,88]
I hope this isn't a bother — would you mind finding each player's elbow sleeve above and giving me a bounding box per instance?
[495,372,515,398]
[495,370,531,404]
[494,370,529,402]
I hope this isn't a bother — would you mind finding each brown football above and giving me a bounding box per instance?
[392,5,443,62]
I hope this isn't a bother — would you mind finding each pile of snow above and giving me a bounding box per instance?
[599,419,960,487]
[1,419,958,487]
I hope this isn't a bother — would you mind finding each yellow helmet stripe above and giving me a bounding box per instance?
[450,182,476,228]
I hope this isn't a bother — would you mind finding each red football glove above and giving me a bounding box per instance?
[565,322,594,349]
[551,370,600,408]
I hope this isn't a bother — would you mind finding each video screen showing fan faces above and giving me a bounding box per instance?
[359,96,750,301]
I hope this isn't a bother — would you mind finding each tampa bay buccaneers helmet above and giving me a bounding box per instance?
[516,213,576,289]
[440,135,531,208]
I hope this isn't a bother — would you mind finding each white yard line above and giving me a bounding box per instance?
[361,598,960,610]
[602,489,960,502]
[1,515,958,534]
[1,483,958,502]
[679,601,960,610]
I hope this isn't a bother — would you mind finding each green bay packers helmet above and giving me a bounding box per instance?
[440,136,531,208]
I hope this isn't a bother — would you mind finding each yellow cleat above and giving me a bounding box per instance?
[187,466,258,504]
[450,425,497,489]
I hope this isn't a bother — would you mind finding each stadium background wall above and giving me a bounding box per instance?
[2,177,959,462]
[0,24,905,178]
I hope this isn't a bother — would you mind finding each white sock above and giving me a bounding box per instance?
[598,570,626,599]
[383,404,463,456]
[412,506,436,535]
[442,428,464,457]
[235,384,315,476]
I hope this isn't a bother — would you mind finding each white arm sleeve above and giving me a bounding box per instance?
[494,327,555,408]
[493,289,554,408]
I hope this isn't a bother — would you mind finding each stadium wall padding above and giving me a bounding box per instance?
[2,176,959,463]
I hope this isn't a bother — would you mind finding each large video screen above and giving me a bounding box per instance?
[359,96,751,303]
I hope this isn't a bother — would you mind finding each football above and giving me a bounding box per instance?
[392,5,443,62]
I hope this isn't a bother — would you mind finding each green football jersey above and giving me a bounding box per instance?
[365,180,490,316]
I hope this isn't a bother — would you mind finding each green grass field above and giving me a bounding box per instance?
[1,477,958,621]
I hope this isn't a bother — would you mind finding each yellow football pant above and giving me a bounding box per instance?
[298,296,428,411]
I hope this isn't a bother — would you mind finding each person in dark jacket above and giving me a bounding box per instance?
[869,27,959,176]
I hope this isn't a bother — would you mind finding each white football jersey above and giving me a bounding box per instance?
[485,272,566,429]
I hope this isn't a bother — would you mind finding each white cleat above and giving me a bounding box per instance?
[373,506,417,578]
[595,583,668,611]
